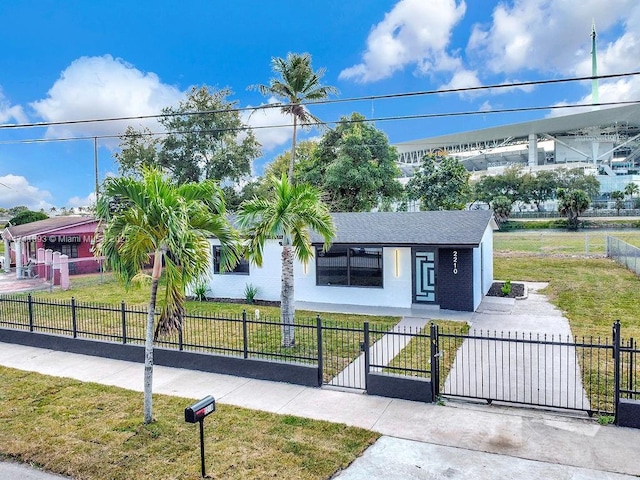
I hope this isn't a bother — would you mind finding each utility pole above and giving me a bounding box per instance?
[94,137,99,204]
[591,21,599,110]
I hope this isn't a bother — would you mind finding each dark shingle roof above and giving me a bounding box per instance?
[311,210,495,246]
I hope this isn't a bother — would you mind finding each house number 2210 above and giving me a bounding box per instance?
[452,250,458,274]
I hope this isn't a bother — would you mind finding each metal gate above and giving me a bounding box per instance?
[434,321,639,416]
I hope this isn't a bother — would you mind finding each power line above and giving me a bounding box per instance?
[1,71,639,132]
[1,99,639,146]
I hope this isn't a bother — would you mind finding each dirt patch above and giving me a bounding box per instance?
[487,281,525,298]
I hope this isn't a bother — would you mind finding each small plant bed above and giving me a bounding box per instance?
[487,281,525,298]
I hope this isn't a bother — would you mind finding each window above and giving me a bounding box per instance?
[316,245,383,287]
[44,242,78,258]
[61,244,78,258]
[212,246,249,275]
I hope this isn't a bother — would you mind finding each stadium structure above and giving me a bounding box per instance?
[394,24,640,197]
[394,102,640,195]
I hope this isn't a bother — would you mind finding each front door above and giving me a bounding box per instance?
[413,249,437,303]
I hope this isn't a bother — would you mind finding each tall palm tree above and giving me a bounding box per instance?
[96,167,237,423]
[250,52,337,182]
[237,174,335,346]
[624,182,639,199]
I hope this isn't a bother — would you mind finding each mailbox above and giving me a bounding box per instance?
[185,395,216,423]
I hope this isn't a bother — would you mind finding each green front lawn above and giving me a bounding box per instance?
[0,367,378,479]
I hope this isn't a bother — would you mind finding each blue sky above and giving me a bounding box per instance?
[1,0,639,210]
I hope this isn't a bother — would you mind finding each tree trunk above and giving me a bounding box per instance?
[281,244,295,347]
[143,250,163,424]
[288,116,298,183]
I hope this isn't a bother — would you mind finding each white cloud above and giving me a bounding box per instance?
[548,77,640,117]
[0,175,53,211]
[439,69,481,92]
[0,88,27,124]
[30,55,184,144]
[339,0,467,83]
[242,97,293,151]
[468,0,638,76]
[66,192,96,208]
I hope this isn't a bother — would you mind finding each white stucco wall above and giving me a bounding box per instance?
[472,224,495,311]
[481,224,495,294]
[295,246,413,308]
[207,239,282,302]
[206,240,414,308]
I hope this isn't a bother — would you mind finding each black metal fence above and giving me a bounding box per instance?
[0,294,638,419]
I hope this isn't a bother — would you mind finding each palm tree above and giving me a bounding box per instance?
[250,52,337,182]
[237,174,335,346]
[96,167,237,423]
[624,182,639,199]
[611,190,625,215]
[557,188,590,231]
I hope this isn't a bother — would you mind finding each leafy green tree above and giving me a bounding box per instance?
[555,168,600,199]
[557,188,590,230]
[7,205,29,216]
[96,167,238,423]
[263,140,318,186]
[406,154,470,210]
[8,210,48,226]
[115,87,261,184]
[611,190,625,215]
[472,167,525,206]
[624,182,639,199]
[300,113,402,212]
[526,170,558,211]
[250,52,337,182]
[237,174,335,347]
[114,126,161,175]
[491,196,513,227]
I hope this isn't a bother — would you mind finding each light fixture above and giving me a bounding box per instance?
[394,249,399,277]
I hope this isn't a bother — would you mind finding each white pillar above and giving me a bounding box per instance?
[52,251,61,286]
[37,248,45,279]
[528,134,538,166]
[60,254,70,290]
[3,237,10,273]
[15,239,22,279]
[45,249,53,282]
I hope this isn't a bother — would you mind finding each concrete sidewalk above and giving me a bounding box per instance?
[1,341,639,479]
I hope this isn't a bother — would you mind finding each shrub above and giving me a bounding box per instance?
[192,282,210,302]
[244,283,259,304]
[501,280,512,296]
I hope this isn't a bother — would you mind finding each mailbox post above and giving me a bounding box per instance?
[185,395,216,478]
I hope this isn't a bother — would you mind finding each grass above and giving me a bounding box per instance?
[495,254,640,414]
[494,255,640,339]
[384,321,470,393]
[0,367,378,480]
[494,229,640,254]
[4,273,400,382]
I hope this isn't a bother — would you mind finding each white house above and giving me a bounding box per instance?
[207,211,497,312]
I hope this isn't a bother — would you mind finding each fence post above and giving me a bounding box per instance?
[242,310,248,359]
[613,320,621,425]
[178,324,183,351]
[363,322,370,391]
[121,301,127,344]
[316,315,323,386]
[430,323,440,401]
[629,338,635,397]
[28,293,34,332]
[71,297,77,338]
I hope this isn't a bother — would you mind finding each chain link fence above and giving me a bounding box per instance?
[607,236,640,275]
